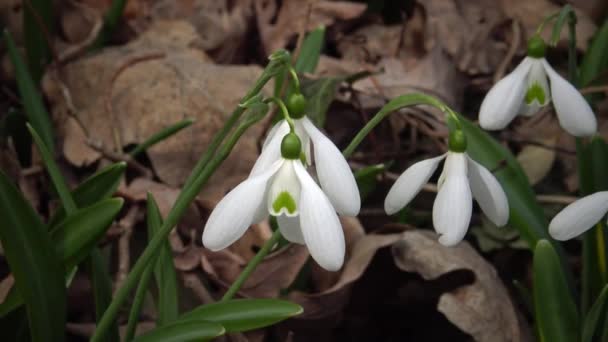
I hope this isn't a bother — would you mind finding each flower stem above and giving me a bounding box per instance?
[288,66,301,94]
[265,97,295,131]
[221,229,283,301]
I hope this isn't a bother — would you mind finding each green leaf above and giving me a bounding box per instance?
[23,0,54,82]
[583,284,608,342]
[579,19,608,87]
[355,163,389,200]
[295,26,325,73]
[130,119,194,157]
[147,193,179,325]
[51,198,124,269]
[4,30,55,151]
[0,169,66,342]
[533,240,580,342]
[4,109,32,166]
[180,299,303,333]
[301,77,340,127]
[48,162,126,227]
[87,249,120,342]
[132,319,225,342]
[92,0,127,49]
[28,124,76,213]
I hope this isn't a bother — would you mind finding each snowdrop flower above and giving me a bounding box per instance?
[479,36,596,137]
[202,132,358,271]
[549,192,608,240]
[384,131,509,246]
[252,102,360,217]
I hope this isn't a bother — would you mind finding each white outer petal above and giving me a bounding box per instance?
[250,121,289,177]
[467,156,510,226]
[432,153,472,246]
[294,119,312,165]
[549,192,608,241]
[384,154,446,215]
[542,59,597,137]
[277,215,305,244]
[202,160,283,250]
[479,57,533,130]
[293,161,345,271]
[519,58,551,117]
[301,117,360,216]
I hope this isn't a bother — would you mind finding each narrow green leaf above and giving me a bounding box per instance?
[147,193,179,325]
[23,0,54,82]
[301,77,340,127]
[579,19,608,87]
[4,30,55,151]
[533,240,580,342]
[4,109,32,166]
[92,0,127,49]
[48,162,126,227]
[130,119,194,157]
[295,26,325,73]
[550,5,574,46]
[51,198,124,269]
[125,256,156,342]
[0,169,66,342]
[583,284,608,342]
[180,299,303,333]
[88,249,120,342]
[132,319,225,342]
[27,124,77,214]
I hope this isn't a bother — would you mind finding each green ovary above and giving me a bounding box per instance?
[525,82,546,105]
[272,191,297,214]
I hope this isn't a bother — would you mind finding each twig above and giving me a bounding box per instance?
[182,273,215,304]
[114,206,141,294]
[86,139,154,178]
[494,20,522,83]
[580,84,608,95]
[57,4,103,64]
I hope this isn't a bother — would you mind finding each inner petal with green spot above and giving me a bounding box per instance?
[272,191,297,215]
[525,82,546,105]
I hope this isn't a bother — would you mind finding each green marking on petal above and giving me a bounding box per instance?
[525,82,546,105]
[273,191,297,214]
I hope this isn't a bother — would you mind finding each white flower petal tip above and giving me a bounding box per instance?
[202,161,283,251]
[467,157,510,226]
[301,117,361,216]
[433,153,472,247]
[384,154,446,215]
[479,58,532,130]
[549,192,608,241]
[542,60,597,137]
[294,161,345,271]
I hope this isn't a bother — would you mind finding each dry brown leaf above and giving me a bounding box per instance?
[45,20,266,203]
[255,0,366,54]
[392,230,531,342]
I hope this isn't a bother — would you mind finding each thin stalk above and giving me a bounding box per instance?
[264,97,294,131]
[123,255,157,341]
[129,119,194,157]
[221,229,283,301]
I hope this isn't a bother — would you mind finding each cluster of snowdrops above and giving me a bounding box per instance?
[202,34,603,272]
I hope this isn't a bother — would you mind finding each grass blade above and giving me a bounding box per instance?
[583,284,608,342]
[132,319,224,342]
[0,169,66,341]
[92,0,127,49]
[23,0,53,82]
[4,30,55,151]
[129,119,193,157]
[88,249,120,342]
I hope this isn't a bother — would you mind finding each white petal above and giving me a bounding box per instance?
[549,192,608,241]
[479,57,533,130]
[293,161,345,271]
[267,161,301,217]
[542,59,597,137]
[467,156,509,226]
[301,117,360,216]
[384,154,446,215]
[294,119,312,165]
[519,59,551,117]
[203,160,283,250]
[250,121,289,177]
[433,153,472,246]
[277,215,305,244]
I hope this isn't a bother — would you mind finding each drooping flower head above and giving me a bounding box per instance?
[479,35,596,137]
[384,129,509,246]
[203,118,360,271]
[549,191,608,241]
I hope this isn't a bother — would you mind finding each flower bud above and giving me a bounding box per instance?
[286,93,307,119]
[527,35,546,58]
[448,129,467,153]
[281,132,302,159]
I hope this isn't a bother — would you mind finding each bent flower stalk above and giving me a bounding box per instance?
[385,131,509,246]
[203,121,360,271]
[479,36,596,137]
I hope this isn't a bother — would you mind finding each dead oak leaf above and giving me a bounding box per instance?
[392,230,531,342]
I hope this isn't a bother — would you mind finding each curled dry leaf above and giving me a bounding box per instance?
[391,230,532,342]
[45,20,265,203]
[255,0,367,54]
